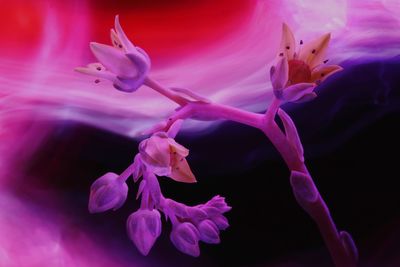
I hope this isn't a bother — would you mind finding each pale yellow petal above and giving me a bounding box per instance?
[299,33,331,68]
[310,65,343,83]
[278,23,296,60]
[169,158,196,183]
[168,138,189,157]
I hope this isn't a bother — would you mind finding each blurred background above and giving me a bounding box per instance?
[1,0,400,266]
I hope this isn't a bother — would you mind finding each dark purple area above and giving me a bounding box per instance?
[24,57,400,266]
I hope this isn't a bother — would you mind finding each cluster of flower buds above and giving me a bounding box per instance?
[164,196,231,256]
[87,121,231,256]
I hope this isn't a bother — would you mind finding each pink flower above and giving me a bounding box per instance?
[126,209,162,256]
[75,15,150,92]
[88,172,128,213]
[270,23,343,103]
[139,132,196,183]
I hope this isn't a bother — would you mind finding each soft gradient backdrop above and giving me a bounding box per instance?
[1,0,400,266]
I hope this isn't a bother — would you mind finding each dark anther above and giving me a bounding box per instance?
[94,79,100,83]
[173,152,177,155]
[321,73,325,77]
[279,52,284,56]
[114,41,118,45]
[96,67,101,71]
[311,49,316,54]
[168,118,172,121]
[118,44,123,48]
[300,40,303,45]
[323,59,329,64]
[286,46,290,50]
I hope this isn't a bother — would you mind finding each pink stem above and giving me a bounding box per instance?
[144,77,188,106]
[145,80,357,267]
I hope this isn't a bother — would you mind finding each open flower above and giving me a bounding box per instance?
[88,172,128,213]
[75,15,150,92]
[270,23,343,103]
[139,132,196,183]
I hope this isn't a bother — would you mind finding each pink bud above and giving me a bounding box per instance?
[170,222,200,257]
[198,220,220,244]
[126,209,162,256]
[211,214,230,230]
[88,172,128,213]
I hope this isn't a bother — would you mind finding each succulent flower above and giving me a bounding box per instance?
[170,222,200,257]
[75,15,150,92]
[270,23,343,103]
[88,172,128,213]
[139,132,196,183]
[126,209,162,256]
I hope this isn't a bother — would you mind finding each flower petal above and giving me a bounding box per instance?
[90,42,138,77]
[139,135,171,168]
[74,65,116,81]
[168,138,189,157]
[310,64,343,83]
[169,158,196,183]
[282,82,315,102]
[270,57,288,90]
[294,92,317,104]
[110,29,123,50]
[114,15,136,52]
[299,33,331,68]
[279,23,296,60]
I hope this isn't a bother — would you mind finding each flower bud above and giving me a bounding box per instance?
[127,209,162,256]
[211,214,230,231]
[170,222,200,257]
[88,172,128,213]
[197,219,220,244]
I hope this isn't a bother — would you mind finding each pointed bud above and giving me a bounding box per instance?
[198,219,220,244]
[186,207,208,222]
[211,214,230,230]
[340,231,358,262]
[170,222,200,257]
[88,172,128,213]
[290,171,319,204]
[127,209,162,256]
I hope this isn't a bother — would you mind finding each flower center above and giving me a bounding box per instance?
[288,59,311,84]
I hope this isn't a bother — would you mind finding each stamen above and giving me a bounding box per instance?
[114,41,118,46]
[300,40,303,45]
[311,49,316,54]
[286,46,290,50]
[94,79,100,83]
[279,53,284,57]
[323,59,329,64]
[321,73,325,77]
[96,67,101,71]
[119,44,123,48]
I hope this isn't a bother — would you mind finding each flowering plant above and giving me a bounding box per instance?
[77,16,357,266]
